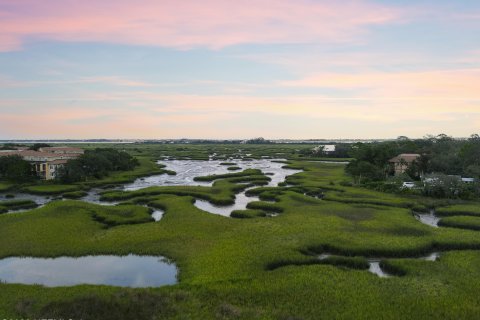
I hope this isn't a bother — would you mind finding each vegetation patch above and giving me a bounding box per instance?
[22,184,82,195]
[90,204,154,227]
[246,201,283,213]
[193,169,263,182]
[20,291,177,320]
[0,182,14,192]
[220,162,237,166]
[231,209,267,219]
[63,191,89,199]
[436,205,480,217]
[438,216,480,231]
[0,200,38,213]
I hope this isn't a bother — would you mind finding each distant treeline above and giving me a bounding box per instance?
[59,148,139,182]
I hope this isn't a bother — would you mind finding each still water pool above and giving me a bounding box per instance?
[0,255,177,287]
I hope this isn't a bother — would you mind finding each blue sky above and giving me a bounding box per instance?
[0,0,479,139]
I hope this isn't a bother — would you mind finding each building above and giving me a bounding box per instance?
[388,154,421,175]
[0,147,83,180]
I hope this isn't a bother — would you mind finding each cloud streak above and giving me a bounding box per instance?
[1,89,479,139]
[0,0,403,51]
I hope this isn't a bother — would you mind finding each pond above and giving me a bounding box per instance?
[0,255,177,288]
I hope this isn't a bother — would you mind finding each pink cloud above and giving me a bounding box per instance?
[0,0,403,51]
[1,91,479,139]
[280,69,480,100]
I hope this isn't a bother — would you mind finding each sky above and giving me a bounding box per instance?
[0,0,479,140]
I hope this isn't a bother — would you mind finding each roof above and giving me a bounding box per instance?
[48,159,68,165]
[39,147,84,153]
[0,150,72,159]
[389,154,421,163]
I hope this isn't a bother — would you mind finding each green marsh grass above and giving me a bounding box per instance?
[1,149,480,319]
[0,199,38,213]
[438,216,480,231]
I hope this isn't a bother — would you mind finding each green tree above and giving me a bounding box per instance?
[0,155,35,182]
[29,143,51,151]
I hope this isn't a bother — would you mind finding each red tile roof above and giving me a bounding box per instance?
[39,147,84,153]
[0,150,78,159]
[389,154,421,163]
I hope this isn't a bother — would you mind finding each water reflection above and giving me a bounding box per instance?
[194,188,260,217]
[191,161,301,216]
[414,210,440,227]
[151,209,165,221]
[0,255,177,288]
[1,159,301,218]
[123,159,300,191]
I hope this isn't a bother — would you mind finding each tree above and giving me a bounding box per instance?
[29,143,51,151]
[423,173,463,199]
[245,137,272,144]
[0,155,35,182]
[58,148,139,182]
[346,160,384,184]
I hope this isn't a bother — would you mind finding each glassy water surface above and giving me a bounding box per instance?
[0,255,177,287]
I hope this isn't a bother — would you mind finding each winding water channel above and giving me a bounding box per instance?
[318,252,441,277]
[0,159,301,219]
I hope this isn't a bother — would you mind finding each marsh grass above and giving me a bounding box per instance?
[22,184,82,195]
[62,191,89,199]
[231,209,267,219]
[436,205,480,217]
[0,199,38,213]
[90,204,154,227]
[2,148,480,319]
[438,216,480,231]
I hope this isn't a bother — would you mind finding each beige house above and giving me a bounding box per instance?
[0,147,84,180]
[389,154,421,175]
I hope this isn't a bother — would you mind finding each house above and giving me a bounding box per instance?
[46,159,69,180]
[313,145,336,154]
[0,147,83,180]
[388,154,421,175]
